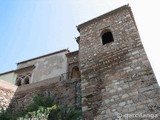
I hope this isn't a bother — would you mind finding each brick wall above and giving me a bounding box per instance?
[78,5,160,119]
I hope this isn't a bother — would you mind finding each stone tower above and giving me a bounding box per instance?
[78,5,160,119]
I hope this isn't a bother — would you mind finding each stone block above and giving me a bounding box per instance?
[119,102,126,106]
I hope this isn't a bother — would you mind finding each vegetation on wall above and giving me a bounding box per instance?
[0,92,82,120]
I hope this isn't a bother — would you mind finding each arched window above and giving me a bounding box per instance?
[15,73,31,86]
[23,77,30,84]
[101,30,114,45]
[71,66,81,79]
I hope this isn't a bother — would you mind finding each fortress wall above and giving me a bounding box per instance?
[78,5,160,119]
[7,77,78,112]
[0,79,17,110]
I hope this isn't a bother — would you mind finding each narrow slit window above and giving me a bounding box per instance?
[102,31,114,45]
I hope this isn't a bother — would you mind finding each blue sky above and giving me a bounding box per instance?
[0,0,160,83]
[0,0,79,73]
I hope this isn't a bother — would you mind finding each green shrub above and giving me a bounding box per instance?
[0,92,82,120]
[48,105,82,120]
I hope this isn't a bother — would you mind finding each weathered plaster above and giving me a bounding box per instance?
[17,51,68,83]
[0,72,17,84]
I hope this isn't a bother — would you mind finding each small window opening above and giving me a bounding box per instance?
[73,66,79,71]
[71,66,81,79]
[102,31,114,45]
[24,77,30,84]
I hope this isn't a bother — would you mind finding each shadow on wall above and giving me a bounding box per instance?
[0,75,81,119]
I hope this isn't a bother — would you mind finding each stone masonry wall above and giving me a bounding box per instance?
[67,51,79,64]
[0,79,17,110]
[6,77,79,112]
[78,5,160,119]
